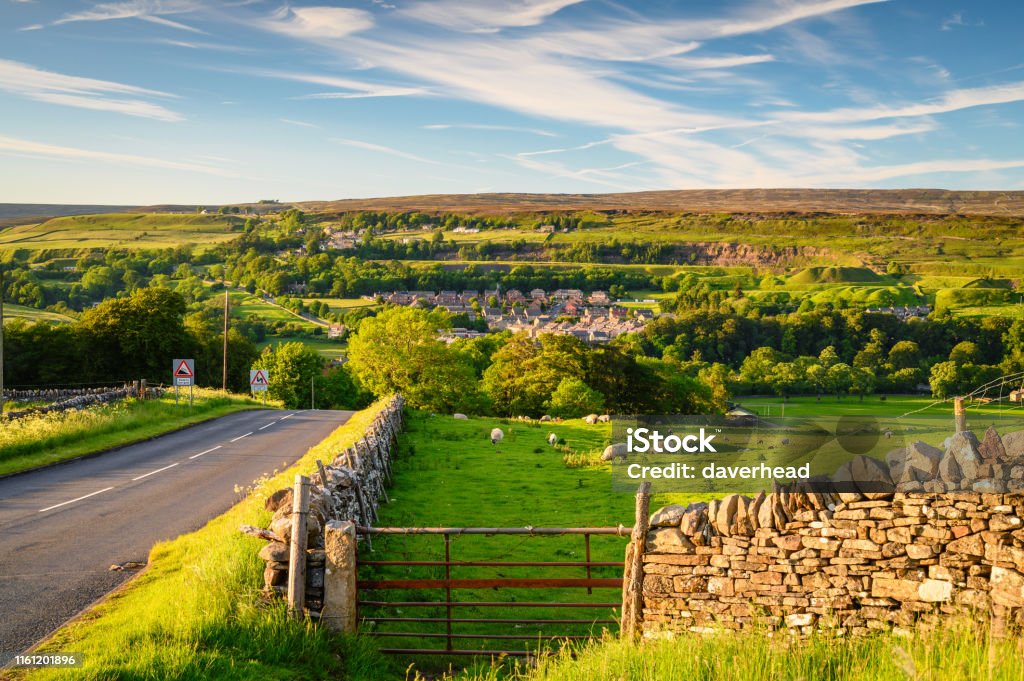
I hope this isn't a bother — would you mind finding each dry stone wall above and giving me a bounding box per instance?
[1,384,162,420]
[640,426,1024,637]
[249,396,404,612]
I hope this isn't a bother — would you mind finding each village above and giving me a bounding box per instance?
[366,288,653,343]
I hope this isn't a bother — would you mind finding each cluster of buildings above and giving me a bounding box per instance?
[864,305,932,321]
[371,288,654,344]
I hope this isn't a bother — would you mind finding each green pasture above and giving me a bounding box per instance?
[1,303,75,324]
[0,213,243,250]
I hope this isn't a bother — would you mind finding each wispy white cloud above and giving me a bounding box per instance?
[52,0,205,33]
[402,0,586,33]
[331,138,441,165]
[280,118,319,128]
[261,6,373,39]
[225,67,430,100]
[423,123,557,137]
[0,134,232,175]
[784,80,1024,124]
[0,59,182,121]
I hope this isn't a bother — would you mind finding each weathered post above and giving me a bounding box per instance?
[287,474,311,618]
[954,397,967,433]
[321,520,358,633]
[620,481,651,640]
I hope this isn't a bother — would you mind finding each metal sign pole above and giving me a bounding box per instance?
[190,384,193,408]
[175,385,179,405]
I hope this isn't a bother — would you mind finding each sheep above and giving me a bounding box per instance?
[453,413,468,420]
[548,432,558,446]
[539,415,552,422]
[490,428,504,445]
[597,414,611,423]
[600,443,629,461]
[583,414,598,425]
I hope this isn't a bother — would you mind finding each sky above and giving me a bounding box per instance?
[0,0,1023,204]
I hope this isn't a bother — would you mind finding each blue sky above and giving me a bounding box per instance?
[1,0,1022,204]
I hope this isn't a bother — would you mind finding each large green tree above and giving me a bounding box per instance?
[253,342,324,408]
[347,306,482,413]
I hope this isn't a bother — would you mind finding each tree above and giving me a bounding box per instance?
[253,342,323,408]
[849,367,876,401]
[949,341,981,365]
[929,361,962,399]
[547,377,605,418]
[79,286,193,382]
[347,306,482,413]
[888,340,921,370]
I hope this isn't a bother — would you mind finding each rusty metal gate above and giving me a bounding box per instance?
[355,526,630,657]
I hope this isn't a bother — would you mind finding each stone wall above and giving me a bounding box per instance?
[639,426,1024,637]
[249,395,404,613]
[1,384,162,420]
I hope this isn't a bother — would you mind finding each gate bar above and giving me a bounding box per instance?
[358,600,619,608]
[357,526,630,535]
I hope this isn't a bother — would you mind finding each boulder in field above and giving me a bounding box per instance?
[453,413,468,420]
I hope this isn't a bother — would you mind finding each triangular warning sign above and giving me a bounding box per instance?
[251,370,268,386]
[174,360,193,378]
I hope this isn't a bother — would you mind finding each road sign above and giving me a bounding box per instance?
[250,369,270,392]
[173,358,195,387]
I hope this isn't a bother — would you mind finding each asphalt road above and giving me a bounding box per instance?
[0,408,353,665]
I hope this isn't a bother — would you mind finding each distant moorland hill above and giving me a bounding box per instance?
[299,189,1024,216]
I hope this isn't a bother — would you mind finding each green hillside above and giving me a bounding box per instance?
[0,213,243,250]
[788,266,884,285]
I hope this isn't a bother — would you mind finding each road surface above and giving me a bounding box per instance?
[0,408,352,664]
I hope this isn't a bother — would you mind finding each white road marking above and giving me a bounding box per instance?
[281,414,294,420]
[258,422,276,431]
[39,486,115,513]
[231,432,253,442]
[132,462,180,481]
[189,445,222,460]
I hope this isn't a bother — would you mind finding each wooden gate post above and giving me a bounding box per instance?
[322,520,358,632]
[621,482,651,640]
[287,474,311,618]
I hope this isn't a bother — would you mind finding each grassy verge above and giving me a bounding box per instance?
[21,398,399,681]
[0,389,267,477]
[450,620,1024,680]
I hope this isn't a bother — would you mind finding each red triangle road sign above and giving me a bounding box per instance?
[251,370,268,386]
[174,360,194,378]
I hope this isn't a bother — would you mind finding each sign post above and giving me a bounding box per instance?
[250,369,270,406]
[173,358,195,407]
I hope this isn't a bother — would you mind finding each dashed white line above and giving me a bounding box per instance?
[258,422,276,431]
[39,487,115,513]
[231,432,253,442]
[132,462,179,481]
[281,414,294,420]
[189,445,222,460]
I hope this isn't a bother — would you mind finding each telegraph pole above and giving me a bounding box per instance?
[222,289,229,391]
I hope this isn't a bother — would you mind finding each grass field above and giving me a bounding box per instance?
[0,213,242,250]
[1,303,75,324]
[23,400,400,681]
[0,389,265,477]
[299,296,377,315]
[362,412,699,672]
[257,335,346,360]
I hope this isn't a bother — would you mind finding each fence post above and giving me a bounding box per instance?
[287,474,311,618]
[954,396,967,433]
[321,520,358,633]
[620,482,651,640]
